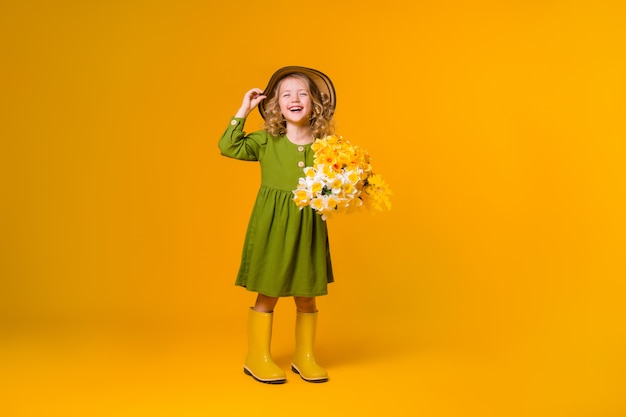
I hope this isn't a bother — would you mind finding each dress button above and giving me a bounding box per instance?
[297,146,304,152]
[298,161,305,168]
[230,119,237,125]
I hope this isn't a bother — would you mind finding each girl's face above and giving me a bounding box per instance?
[278,77,312,126]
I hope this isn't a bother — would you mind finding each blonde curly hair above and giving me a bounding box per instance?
[262,73,335,139]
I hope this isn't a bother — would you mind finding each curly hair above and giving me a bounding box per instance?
[262,73,335,139]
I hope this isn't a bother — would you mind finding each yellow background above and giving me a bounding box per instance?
[2,1,625,416]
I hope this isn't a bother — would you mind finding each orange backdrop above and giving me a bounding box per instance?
[2,1,625,416]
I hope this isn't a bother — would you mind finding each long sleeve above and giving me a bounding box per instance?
[218,117,268,161]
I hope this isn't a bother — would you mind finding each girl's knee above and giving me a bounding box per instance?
[294,296,317,313]
[254,293,279,312]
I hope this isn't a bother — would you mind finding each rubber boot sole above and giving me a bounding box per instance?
[243,367,286,384]
[291,364,329,383]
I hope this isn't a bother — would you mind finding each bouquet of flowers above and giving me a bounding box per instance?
[292,135,392,220]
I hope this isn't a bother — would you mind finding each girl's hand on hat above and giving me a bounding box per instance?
[235,88,266,118]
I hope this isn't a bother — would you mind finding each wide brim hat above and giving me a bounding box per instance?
[258,66,336,120]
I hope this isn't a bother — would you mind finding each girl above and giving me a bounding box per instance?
[218,66,336,384]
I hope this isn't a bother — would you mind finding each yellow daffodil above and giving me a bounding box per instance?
[310,197,325,212]
[326,195,339,210]
[343,182,356,195]
[329,177,343,191]
[292,189,310,208]
[304,167,316,179]
[346,171,360,184]
[311,181,324,195]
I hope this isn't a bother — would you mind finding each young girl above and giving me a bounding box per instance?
[219,66,336,384]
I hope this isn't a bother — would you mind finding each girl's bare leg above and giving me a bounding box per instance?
[254,293,279,313]
[294,296,317,313]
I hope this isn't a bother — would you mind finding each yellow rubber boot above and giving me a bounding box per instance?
[243,308,286,384]
[291,311,328,383]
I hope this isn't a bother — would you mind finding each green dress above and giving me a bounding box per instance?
[219,117,334,297]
